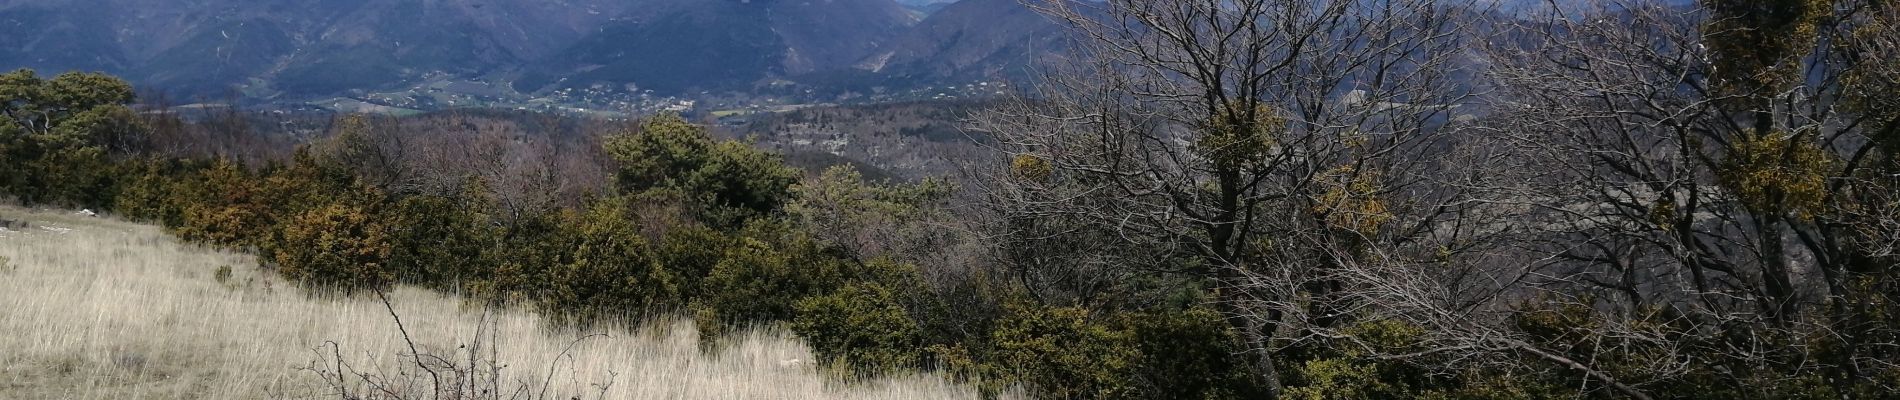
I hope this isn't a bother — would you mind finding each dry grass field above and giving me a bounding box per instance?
[0,207,1005,400]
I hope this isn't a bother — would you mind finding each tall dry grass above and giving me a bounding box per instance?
[0,207,1004,399]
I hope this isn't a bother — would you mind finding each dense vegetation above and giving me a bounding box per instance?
[0,68,1255,398]
[9,0,1900,398]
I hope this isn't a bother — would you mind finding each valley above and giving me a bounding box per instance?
[0,0,1064,114]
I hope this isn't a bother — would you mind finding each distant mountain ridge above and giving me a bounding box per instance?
[859,0,1072,85]
[529,0,921,94]
[0,0,1077,100]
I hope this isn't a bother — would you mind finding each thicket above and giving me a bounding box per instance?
[0,71,1268,398]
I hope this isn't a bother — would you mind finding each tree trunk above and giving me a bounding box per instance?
[1758,216,1798,320]
[1215,280,1285,398]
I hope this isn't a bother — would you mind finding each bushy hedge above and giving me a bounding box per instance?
[793,282,925,375]
[271,201,395,293]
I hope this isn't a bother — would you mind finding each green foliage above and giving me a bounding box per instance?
[539,197,682,324]
[0,69,142,206]
[987,306,1141,400]
[213,265,236,288]
[1196,103,1284,171]
[1720,132,1836,218]
[1285,358,1398,400]
[1703,0,1829,96]
[654,225,732,301]
[792,282,925,375]
[1311,164,1392,236]
[270,200,396,293]
[696,224,857,328]
[1502,300,1882,399]
[170,159,276,248]
[382,191,500,290]
[1008,154,1051,181]
[1122,308,1262,399]
[111,159,193,226]
[476,208,584,303]
[1279,320,1572,400]
[603,114,798,228]
[980,307,1265,399]
[786,165,954,258]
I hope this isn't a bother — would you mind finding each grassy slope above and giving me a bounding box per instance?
[0,206,1001,399]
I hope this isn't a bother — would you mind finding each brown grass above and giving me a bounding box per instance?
[0,207,1007,399]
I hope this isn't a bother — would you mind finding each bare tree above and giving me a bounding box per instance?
[970,0,1490,395]
[1477,0,1900,394]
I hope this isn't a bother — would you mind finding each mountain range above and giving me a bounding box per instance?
[0,0,1067,100]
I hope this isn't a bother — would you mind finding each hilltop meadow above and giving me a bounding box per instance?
[0,206,1009,399]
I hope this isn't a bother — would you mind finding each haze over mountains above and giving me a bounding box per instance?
[0,0,1065,101]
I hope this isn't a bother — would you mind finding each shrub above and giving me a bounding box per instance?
[172,159,274,248]
[539,198,682,324]
[793,283,925,375]
[602,114,798,228]
[655,225,731,300]
[271,201,395,293]
[473,208,583,304]
[1281,320,1471,400]
[988,306,1141,400]
[694,221,932,342]
[1121,308,1262,399]
[213,265,235,287]
[383,193,499,290]
[696,233,852,329]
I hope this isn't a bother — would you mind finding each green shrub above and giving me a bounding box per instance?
[383,193,499,290]
[172,159,274,248]
[111,159,188,225]
[655,225,731,300]
[988,306,1141,400]
[1281,320,1477,400]
[1284,358,1398,400]
[602,114,798,228]
[793,283,925,375]
[539,198,682,324]
[270,202,395,293]
[1121,308,1262,399]
[696,233,851,329]
[949,306,1266,400]
[213,265,235,287]
[694,221,929,342]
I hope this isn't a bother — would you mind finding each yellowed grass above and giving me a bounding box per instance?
[0,207,1004,400]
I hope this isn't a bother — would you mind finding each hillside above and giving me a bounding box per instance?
[738,101,995,180]
[531,0,918,94]
[0,206,1005,399]
[857,0,1075,84]
[0,0,936,99]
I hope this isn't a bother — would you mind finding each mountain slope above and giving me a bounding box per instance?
[535,0,917,94]
[0,0,641,97]
[859,0,1074,84]
[0,0,1055,99]
[0,4,129,75]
